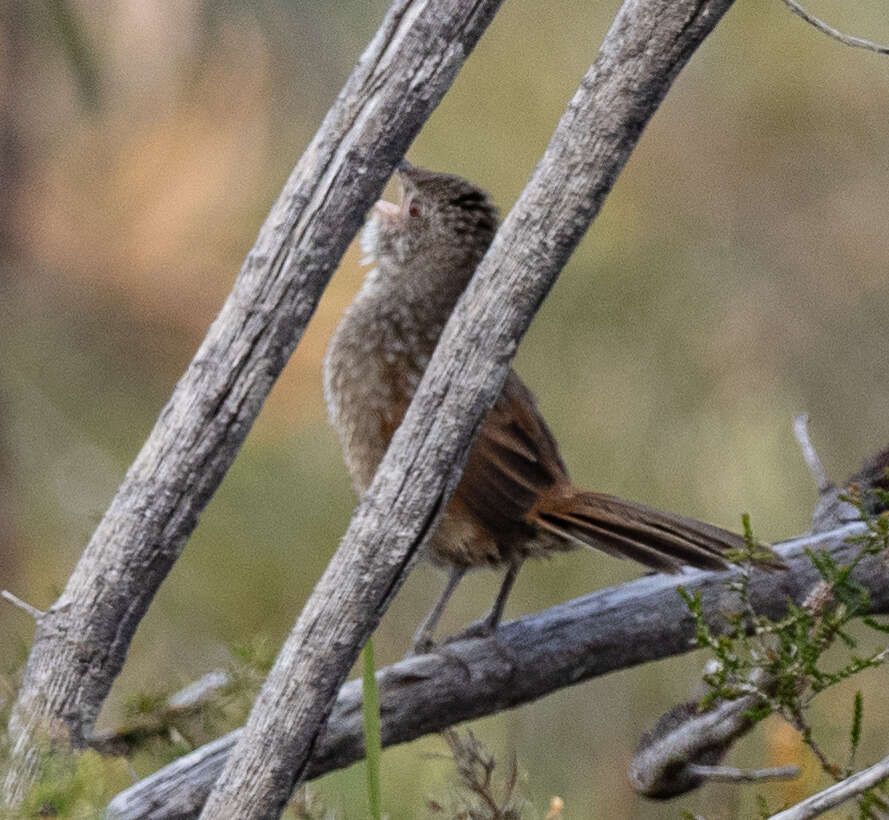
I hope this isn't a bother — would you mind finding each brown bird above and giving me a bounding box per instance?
[324,162,750,651]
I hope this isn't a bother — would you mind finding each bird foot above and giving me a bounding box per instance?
[442,617,497,646]
[408,632,437,656]
[445,618,520,671]
[407,618,496,658]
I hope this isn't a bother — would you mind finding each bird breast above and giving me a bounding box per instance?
[323,272,440,494]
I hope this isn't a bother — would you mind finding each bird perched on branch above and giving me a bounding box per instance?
[324,161,759,651]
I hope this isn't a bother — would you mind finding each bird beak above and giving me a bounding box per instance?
[372,199,401,219]
[372,164,409,219]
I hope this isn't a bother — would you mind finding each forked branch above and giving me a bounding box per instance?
[196,0,743,815]
[2,0,506,806]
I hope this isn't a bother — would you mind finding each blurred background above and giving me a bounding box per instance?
[2,0,889,816]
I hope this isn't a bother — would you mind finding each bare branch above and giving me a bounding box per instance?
[631,437,889,802]
[778,0,889,55]
[88,671,232,757]
[106,523,886,819]
[2,0,504,806]
[800,416,889,536]
[165,671,232,712]
[1,590,45,622]
[197,0,742,815]
[793,414,831,493]
[630,693,763,798]
[767,752,889,820]
[686,764,800,783]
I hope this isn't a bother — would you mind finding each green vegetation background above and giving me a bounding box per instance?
[2,1,889,816]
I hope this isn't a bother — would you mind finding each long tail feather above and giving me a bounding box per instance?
[533,490,757,573]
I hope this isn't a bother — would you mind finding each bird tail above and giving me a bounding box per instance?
[531,490,780,573]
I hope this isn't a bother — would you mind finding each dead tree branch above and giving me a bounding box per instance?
[796,415,863,534]
[778,0,889,55]
[105,523,887,819]
[630,692,765,799]
[770,757,889,820]
[196,0,741,815]
[767,752,889,819]
[629,434,889,804]
[2,0,505,806]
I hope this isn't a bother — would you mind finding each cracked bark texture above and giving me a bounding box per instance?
[197,0,738,816]
[2,0,505,805]
[105,523,888,818]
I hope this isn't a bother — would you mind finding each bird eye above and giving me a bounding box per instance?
[407,199,422,218]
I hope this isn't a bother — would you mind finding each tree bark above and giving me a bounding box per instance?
[105,523,888,819]
[2,0,504,805]
[197,1,740,815]
[767,750,889,819]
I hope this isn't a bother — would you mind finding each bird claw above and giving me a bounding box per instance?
[408,633,436,656]
[443,618,497,645]
[406,618,495,658]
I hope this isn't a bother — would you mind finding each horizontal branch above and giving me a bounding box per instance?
[2,0,504,806]
[688,764,800,783]
[107,522,888,818]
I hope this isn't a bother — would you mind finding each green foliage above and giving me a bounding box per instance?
[362,638,383,820]
[680,496,889,816]
[230,634,278,676]
[755,792,773,819]
[18,749,132,819]
[0,637,276,817]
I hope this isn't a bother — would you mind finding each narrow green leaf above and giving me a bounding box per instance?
[850,690,863,763]
[46,0,102,109]
[362,637,383,820]
[862,616,889,634]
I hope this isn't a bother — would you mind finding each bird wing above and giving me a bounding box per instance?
[452,369,765,573]
[452,369,569,543]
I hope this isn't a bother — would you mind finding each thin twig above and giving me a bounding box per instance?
[793,414,832,493]
[778,0,889,55]
[165,670,231,711]
[1,590,45,621]
[87,670,232,757]
[686,763,800,783]
[785,707,841,780]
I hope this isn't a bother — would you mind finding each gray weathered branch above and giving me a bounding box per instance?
[628,434,889,804]
[106,523,887,818]
[196,0,741,815]
[630,691,764,799]
[767,751,889,819]
[2,0,505,805]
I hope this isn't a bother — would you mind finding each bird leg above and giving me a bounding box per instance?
[482,558,522,632]
[412,566,466,653]
[445,559,523,645]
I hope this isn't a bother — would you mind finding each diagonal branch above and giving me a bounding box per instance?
[2,0,505,806]
[196,0,741,815]
[105,523,888,819]
[777,0,889,55]
[767,752,889,819]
